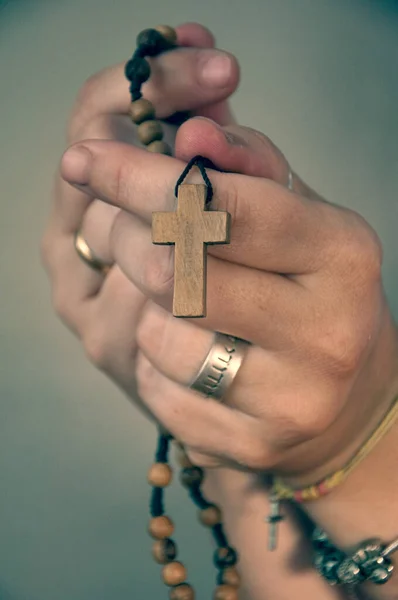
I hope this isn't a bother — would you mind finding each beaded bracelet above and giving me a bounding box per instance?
[125,27,241,600]
[312,527,398,587]
[271,394,398,503]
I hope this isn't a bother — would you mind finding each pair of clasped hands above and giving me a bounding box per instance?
[42,23,398,599]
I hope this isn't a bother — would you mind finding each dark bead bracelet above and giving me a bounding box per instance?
[312,527,397,587]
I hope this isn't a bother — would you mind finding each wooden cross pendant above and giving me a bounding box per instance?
[152,184,231,318]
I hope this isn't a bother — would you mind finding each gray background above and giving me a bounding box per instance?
[1,0,398,598]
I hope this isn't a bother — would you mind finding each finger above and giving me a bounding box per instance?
[53,114,125,236]
[176,118,291,183]
[82,269,147,383]
[175,118,320,199]
[174,22,215,47]
[61,138,349,275]
[173,21,236,124]
[137,351,337,471]
[135,351,264,466]
[135,302,358,476]
[69,27,239,140]
[136,302,215,384]
[42,208,119,334]
[64,199,117,299]
[134,301,307,429]
[43,118,122,312]
[109,211,308,349]
[177,20,236,125]
[191,100,236,127]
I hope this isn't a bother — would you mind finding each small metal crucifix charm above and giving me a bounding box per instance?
[152,183,231,318]
[265,493,284,551]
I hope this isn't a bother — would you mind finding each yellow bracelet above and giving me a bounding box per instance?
[272,393,398,503]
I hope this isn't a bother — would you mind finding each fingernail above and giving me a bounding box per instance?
[200,51,232,87]
[61,146,91,184]
[224,131,248,147]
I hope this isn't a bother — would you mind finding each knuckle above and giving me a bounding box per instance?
[335,213,383,283]
[75,114,113,142]
[286,407,330,440]
[235,435,274,471]
[241,127,287,180]
[78,73,100,105]
[218,178,244,228]
[311,295,381,378]
[355,220,383,281]
[135,352,157,398]
[114,159,133,210]
[185,450,222,468]
[67,71,104,141]
[273,394,336,447]
[135,304,167,356]
[51,287,76,328]
[316,321,365,376]
[141,247,174,296]
[83,327,112,371]
[52,289,68,321]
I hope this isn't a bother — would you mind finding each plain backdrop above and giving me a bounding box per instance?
[1,0,398,598]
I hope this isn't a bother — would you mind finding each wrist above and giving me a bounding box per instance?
[277,308,398,487]
[304,418,398,599]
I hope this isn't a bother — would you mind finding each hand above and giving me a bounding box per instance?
[59,116,398,479]
[41,22,240,414]
[40,27,373,599]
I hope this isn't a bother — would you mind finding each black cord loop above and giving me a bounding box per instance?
[174,155,214,204]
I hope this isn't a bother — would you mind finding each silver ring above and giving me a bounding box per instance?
[190,333,250,400]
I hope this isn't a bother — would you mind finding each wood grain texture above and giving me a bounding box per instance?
[152,184,230,318]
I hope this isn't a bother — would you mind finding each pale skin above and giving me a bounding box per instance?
[41,23,398,600]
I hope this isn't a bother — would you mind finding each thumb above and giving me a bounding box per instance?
[174,117,321,200]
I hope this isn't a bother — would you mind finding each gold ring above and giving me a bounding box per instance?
[189,333,250,401]
[74,230,113,275]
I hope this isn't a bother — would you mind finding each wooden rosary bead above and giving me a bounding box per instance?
[155,25,177,45]
[146,140,172,155]
[214,547,238,568]
[149,515,174,539]
[148,462,173,487]
[152,538,177,564]
[220,567,240,587]
[124,56,150,84]
[136,28,172,56]
[198,505,222,527]
[169,583,195,600]
[175,446,194,469]
[138,119,164,145]
[213,584,239,600]
[162,561,187,586]
[130,98,155,124]
[180,466,204,488]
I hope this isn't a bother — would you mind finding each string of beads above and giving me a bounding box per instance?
[125,27,241,599]
[271,394,398,503]
[126,26,176,155]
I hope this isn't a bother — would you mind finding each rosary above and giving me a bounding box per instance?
[120,24,398,599]
[125,25,242,600]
